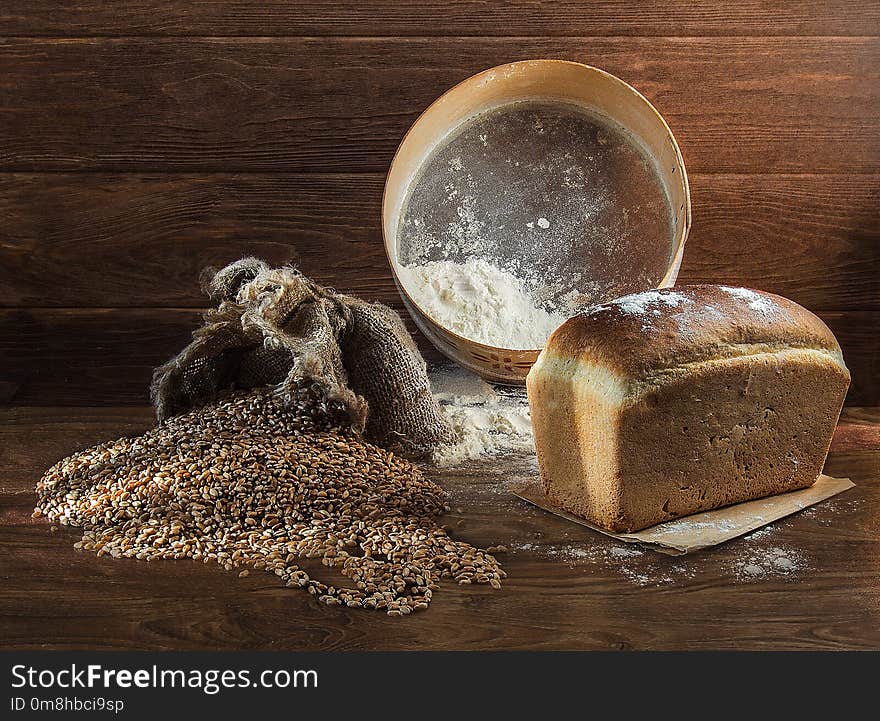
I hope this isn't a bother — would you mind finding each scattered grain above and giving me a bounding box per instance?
[35,387,504,616]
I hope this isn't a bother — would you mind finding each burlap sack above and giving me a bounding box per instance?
[151,258,454,457]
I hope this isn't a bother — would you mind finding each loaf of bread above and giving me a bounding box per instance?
[526,285,850,532]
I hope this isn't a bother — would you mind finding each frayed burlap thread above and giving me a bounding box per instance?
[151,258,454,458]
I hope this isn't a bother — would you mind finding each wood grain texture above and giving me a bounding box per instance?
[684,174,880,310]
[1,37,877,173]
[1,172,877,311]
[0,307,443,407]
[831,417,880,453]
[1,405,877,650]
[0,308,200,407]
[1,308,876,406]
[0,173,391,307]
[0,406,155,495]
[2,2,878,37]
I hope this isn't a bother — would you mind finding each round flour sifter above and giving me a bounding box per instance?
[383,60,691,384]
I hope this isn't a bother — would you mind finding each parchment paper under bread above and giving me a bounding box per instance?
[513,474,854,556]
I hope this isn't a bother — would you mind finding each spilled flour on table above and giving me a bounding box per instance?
[507,512,820,587]
[510,540,688,586]
[429,366,535,467]
[729,545,805,581]
[800,495,864,526]
[741,525,777,541]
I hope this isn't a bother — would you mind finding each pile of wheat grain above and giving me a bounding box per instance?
[34,387,504,616]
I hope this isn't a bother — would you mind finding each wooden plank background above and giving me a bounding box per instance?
[2,2,878,37]
[0,3,877,406]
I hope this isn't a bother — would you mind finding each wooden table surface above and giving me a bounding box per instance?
[2,406,878,651]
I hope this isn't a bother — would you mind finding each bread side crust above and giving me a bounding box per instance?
[615,348,848,531]
[528,345,850,532]
[527,350,627,529]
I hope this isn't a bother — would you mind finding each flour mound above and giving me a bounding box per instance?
[429,367,535,467]
[397,257,566,349]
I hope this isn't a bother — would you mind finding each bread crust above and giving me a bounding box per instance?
[548,285,844,380]
[527,285,850,533]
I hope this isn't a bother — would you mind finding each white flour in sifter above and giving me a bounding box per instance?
[397,257,567,349]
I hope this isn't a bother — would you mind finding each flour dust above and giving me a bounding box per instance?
[429,366,535,466]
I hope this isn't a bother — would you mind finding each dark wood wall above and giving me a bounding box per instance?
[1,2,878,406]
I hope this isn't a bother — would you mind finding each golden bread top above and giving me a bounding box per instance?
[544,285,847,380]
